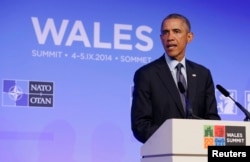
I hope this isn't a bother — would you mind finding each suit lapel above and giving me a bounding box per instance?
[186,60,197,105]
[155,56,186,117]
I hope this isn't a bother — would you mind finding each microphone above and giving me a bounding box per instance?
[216,84,230,97]
[178,81,185,94]
[216,84,250,121]
[177,82,202,119]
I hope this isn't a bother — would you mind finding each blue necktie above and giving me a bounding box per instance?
[176,63,187,115]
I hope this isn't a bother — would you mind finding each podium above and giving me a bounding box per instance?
[141,119,250,162]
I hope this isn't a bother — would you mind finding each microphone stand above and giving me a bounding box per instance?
[178,82,202,119]
[186,99,203,119]
[216,84,250,122]
[228,96,250,121]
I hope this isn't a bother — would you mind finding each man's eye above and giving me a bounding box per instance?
[161,30,168,35]
[174,29,181,33]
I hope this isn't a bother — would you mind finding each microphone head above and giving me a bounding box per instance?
[178,81,186,94]
[216,84,230,97]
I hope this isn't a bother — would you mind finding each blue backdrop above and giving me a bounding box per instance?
[1,0,250,161]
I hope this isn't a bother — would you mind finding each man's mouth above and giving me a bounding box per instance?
[167,44,177,49]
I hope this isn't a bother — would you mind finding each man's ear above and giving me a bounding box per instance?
[187,32,194,43]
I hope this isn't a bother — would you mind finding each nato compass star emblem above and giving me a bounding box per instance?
[8,86,23,101]
[2,80,29,107]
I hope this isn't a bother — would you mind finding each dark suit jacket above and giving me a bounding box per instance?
[131,55,221,143]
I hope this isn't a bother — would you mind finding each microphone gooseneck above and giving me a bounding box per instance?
[216,84,250,121]
[177,81,202,119]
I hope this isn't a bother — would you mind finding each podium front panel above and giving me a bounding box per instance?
[141,119,250,157]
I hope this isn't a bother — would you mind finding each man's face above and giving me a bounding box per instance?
[160,18,193,61]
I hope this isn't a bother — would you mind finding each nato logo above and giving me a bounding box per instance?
[2,80,54,108]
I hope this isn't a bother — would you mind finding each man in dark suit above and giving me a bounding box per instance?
[131,13,221,143]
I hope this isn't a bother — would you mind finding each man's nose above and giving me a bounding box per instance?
[167,31,174,40]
